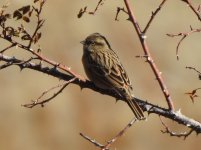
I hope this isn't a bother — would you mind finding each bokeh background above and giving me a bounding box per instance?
[0,0,201,150]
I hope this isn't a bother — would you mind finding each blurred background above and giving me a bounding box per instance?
[0,0,201,149]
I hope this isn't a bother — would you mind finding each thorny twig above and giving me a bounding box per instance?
[80,133,106,149]
[186,66,201,80]
[22,77,76,108]
[0,43,16,53]
[123,0,174,110]
[167,27,201,60]
[160,116,194,139]
[185,88,201,103]
[181,0,201,22]
[80,118,137,150]
[115,7,128,21]
[77,0,105,18]
[143,0,167,34]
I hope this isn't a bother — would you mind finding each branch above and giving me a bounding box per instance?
[143,0,167,34]
[160,116,194,139]
[181,0,201,21]
[123,0,174,110]
[80,118,137,150]
[22,78,76,108]
[167,27,201,60]
[1,53,201,134]
[186,66,201,80]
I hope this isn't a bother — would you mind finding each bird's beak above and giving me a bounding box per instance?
[80,40,85,45]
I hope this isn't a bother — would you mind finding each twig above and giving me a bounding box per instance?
[77,0,105,18]
[0,34,85,81]
[22,77,76,108]
[181,0,201,21]
[27,0,45,48]
[186,66,201,76]
[80,118,137,150]
[167,27,201,60]
[115,7,128,21]
[0,43,16,53]
[123,0,174,110]
[143,0,167,34]
[102,118,137,150]
[80,133,106,149]
[88,0,105,15]
[185,88,201,103]
[160,116,194,139]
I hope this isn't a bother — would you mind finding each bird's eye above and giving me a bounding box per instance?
[91,41,95,45]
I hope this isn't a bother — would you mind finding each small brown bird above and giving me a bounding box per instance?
[81,33,144,119]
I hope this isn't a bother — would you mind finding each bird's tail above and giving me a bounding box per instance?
[126,97,144,120]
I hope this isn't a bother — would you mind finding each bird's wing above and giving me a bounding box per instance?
[87,49,133,90]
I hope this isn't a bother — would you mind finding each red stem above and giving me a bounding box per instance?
[124,0,174,110]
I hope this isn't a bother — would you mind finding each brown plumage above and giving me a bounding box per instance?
[81,33,144,119]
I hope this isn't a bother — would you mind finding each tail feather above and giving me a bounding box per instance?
[126,98,144,120]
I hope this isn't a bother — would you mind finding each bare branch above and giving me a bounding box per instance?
[0,43,16,53]
[186,66,201,80]
[185,88,201,103]
[77,0,105,18]
[115,7,128,21]
[160,116,194,139]
[22,78,76,108]
[80,133,106,149]
[80,118,138,150]
[143,0,167,34]
[167,27,201,60]
[123,0,174,110]
[181,0,201,21]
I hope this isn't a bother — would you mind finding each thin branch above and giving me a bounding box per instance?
[143,0,167,33]
[22,78,76,108]
[123,0,174,110]
[167,27,201,60]
[0,34,85,81]
[185,88,201,103]
[80,118,137,150]
[88,0,105,15]
[27,0,45,48]
[160,116,194,139]
[115,7,128,21]
[77,0,105,18]
[102,118,137,150]
[80,133,106,149]
[0,43,16,53]
[181,0,201,21]
[186,66,201,75]
[186,66,201,80]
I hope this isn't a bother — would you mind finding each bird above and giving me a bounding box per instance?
[81,33,144,120]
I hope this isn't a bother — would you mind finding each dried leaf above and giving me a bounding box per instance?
[13,10,22,20]
[22,16,30,22]
[77,6,87,18]
[33,32,42,44]
[19,5,30,15]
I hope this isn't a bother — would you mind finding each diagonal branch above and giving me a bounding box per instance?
[22,78,76,108]
[143,0,167,34]
[80,118,137,150]
[181,0,201,21]
[123,0,174,110]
